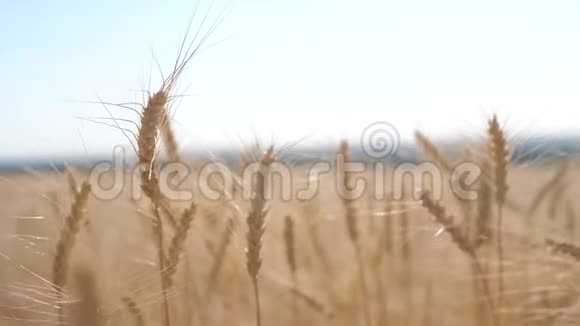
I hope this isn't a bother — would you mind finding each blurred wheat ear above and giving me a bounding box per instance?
[246,146,276,326]
[53,180,91,326]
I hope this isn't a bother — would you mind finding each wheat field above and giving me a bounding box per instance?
[1,119,580,326]
[1,13,580,326]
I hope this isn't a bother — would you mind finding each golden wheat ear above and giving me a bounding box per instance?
[53,181,91,325]
[420,192,474,255]
[245,146,276,326]
[165,201,197,288]
[337,140,372,326]
[421,192,499,326]
[487,114,510,322]
[487,115,510,206]
[206,216,235,295]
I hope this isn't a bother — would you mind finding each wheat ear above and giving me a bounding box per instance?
[421,192,498,326]
[165,202,197,288]
[339,140,372,326]
[138,91,178,229]
[246,146,276,326]
[206,216,235,296]
[53,181,91,326]
[137,90,175,326]
[415,131,474,218]
[488,114,509,322]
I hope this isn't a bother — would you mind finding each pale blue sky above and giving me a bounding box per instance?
[1,0,579,158]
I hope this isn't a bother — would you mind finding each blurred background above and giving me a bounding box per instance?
[1,0,579,163]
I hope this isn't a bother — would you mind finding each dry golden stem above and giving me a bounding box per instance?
[152,205,172,326]
[284,215,298,320]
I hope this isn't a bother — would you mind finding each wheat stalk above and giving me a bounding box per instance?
[474,160,493,249]
[246,146,276,326]
[150,205,172,326]
[283,215,299,321]
[398,187,413,325]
